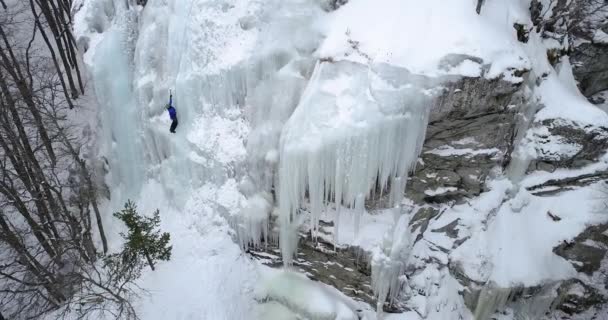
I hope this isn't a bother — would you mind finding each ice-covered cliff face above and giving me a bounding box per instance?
[74,0,608,319]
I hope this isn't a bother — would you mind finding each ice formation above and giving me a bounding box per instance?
[231,1,325,249]
[278,61,432,264]
[91,2,144,198]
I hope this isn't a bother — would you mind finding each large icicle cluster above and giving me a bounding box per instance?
[229,0,325,249]
[278,61,434,264]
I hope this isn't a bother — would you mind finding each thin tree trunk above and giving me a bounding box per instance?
[27,0,75,109]
[144,250,155,271]
[52,115,108,253]
[0,25,58,162]
[50,0,85,94]
[0,214,65,304]
[90,186,108,253]
[476,0,484,14]
[34,0,79,98]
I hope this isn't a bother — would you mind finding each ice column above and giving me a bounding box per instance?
[371,211,412,312]
[92,2,144,198]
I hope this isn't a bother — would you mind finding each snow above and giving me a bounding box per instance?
[317,0,529,77]
[522,152,608,189]
[525,125,583,161]
[424,187,458,197]
[450,181,606,287]
[593,29,608,44]
[74,180,259,320]
[319,207,397,252]
[426,146,501,158]
[535,72,608,127]
[522,34,608,127]
[187,113,249,165]
[255,268,360,320]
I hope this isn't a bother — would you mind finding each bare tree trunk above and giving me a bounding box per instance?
[0,215,65,304]
[476,0,484,14]
[0,25,58,163]
[34,0,80,99]
[144,250,155,271]
[45,0,85,93]
[27,0,75,109]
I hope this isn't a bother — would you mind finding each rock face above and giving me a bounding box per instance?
[554,223,608,276]
[400,66,608,318]
[249,237,376,305]
[528,119,608,172]
[571,43,608,97]
[553,279,606,316]
[408,75,525,205]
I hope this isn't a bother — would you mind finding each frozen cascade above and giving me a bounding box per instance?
[231,1,325,249]
[130,0,256,204]
[82,0,325,206]
[504,73,541,191]
[92,1,144,198]
[278,60,442,310]
[71,0,608,318]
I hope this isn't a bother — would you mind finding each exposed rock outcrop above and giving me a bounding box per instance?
[572,43,608,97]
[554,222,608,275]
[528,119,608,171]
[407,74,526,205]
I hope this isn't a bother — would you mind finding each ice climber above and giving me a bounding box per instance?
[166,92,178,133]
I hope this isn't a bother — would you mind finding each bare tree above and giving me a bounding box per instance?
[530,0,608,45]
[0,1,138,319]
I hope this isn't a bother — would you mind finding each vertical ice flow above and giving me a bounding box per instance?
[92,1,144,199]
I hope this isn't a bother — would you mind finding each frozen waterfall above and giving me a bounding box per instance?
[77,0,439,317]
[91,2,144,199]
[278,61,427,262]
[277,60,438,311]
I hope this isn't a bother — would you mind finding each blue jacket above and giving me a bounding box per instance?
[167,95,177,120]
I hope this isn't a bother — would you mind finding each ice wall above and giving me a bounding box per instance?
[91,1,144,199]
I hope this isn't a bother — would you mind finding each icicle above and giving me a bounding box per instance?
[389,176,405,208]
[231,192,272,250]
[371,210,412,312]
[277,60,437,301]
[354,194,365,238]
[334,204,341,248]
